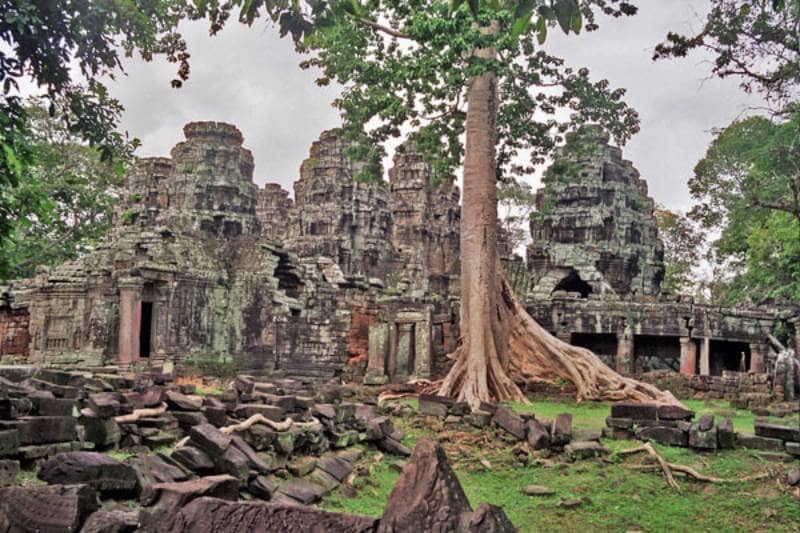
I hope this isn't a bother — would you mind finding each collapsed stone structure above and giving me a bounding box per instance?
[0,121,796,397]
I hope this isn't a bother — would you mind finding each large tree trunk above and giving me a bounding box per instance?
[438,23,681,409]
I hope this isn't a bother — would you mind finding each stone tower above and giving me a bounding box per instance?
[388,141,461,295]
[527,126,665,298]
[285,130,394,279]
[257,183,293,242]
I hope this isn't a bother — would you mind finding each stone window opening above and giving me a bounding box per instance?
[553,270,593,298]
[710,340,751,376]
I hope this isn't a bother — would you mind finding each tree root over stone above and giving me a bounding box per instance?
[619,442,769,491]
[114,403,167,423]
[438,275,684,408]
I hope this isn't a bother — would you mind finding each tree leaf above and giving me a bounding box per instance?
[449,0,466,15]
[570,9,582,34]
[772,0,786,11]
[536,15,547,44]
[511,10,534,41]
[554,0,578,34]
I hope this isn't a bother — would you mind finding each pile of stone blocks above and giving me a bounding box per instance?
[418,394,608,459]
[743,421,800,456]
[603,403,739,451]
[639,370,773,407]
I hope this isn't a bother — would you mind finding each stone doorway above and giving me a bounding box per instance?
[634,335,681,373]
[570,333,617,368]
[710,340,750,375]
[553,270,593,298]
[139,302,153,358]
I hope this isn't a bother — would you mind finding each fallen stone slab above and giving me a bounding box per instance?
[551,413,573,446]
[19,416,78,444]
[277,477,327,504]
[378,438,471,533]
[697,415,714,432]
[526,419,550,450]
[171,445,215,472]
[80,509,139,533]
[376,436,411,457]
[168,496,378,533]
[34,396,75,417]
[418,394,452,417]
[754,422,800,442]
[657,405,695,421]
[231,435,271,474]
[493,407,527,440]
[689,426,718,450]
[523,484,556,496]
[127,453,190,489]
[0,428,19,456]
[80,411,121,448]
[139,475,239,531]
[717,418,736,449]
[214,444,250,481]
[317,454,353,482]
[0,483,100,532]
[165,390,203,411]
[234,404,285,421]
[38,452,138,493]
[465,502,516,533]
[0,397,32,419]
[0,459,19,486]
[306,468,340,495]
[19,441,82,460]
[88,392,121,418]
[635,426,689,447]
[786,441,800,457]
[738,434,785,451]
[606,417,633,429]
[189,423,232,457]
[611,403,657,421]
[565,441,611,461]
[248,475,279,500]
[466,410,493,429]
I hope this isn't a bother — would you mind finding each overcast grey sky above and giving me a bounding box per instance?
[109,1,762,212]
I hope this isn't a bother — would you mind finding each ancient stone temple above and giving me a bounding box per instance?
[527,126,664,298]
[0,122,460,383]
[524,127,797,386]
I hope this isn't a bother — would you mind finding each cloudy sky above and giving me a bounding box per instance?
[108,1,763,212]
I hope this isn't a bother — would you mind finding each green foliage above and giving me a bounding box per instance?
[654,207,703,295]
[654,0,800,112]
[0,102,124,279]
[689,111,800,304]
[1,0,196,250]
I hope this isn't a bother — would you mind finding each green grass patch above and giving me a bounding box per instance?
[321,398,800,532]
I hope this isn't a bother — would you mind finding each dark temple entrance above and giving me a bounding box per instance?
[554,271,593,298]
[710,340,750,375]
[139,302,153,358]
[570,333,617,368]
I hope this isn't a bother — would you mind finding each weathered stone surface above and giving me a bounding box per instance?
[378,438,471,533]
[635,426,689,447]
[277,477,327,504]
[493,407,527,440]
[688,426,717,450]
[717,418,736,449]
[786,441,800,457]
[127,453,190,488]
[80,510,139,533]
[88,393,121,418]
[523,485,556,496]
[419,395,452,418]
[606,417,633,429]
[165,391,203,412]
[0,483,100,532]
[0,459,19,486]
[34,397,75,417]
[0,429,19,456]
[139,475,239,531]
[657,405,694,421]
[19,416,77,444]
[80,413,120,448]
[697,415,714,432]
[234,404,285,421]
[317,454,353,482]
[551,413,573,446]
[171,445,215,472]
[465,503,516,533]
[737,434,785,451]
[376,436,411,457]
[610,403,657,421]
[754,422,800,442]
[39,452,138,493]
[248,475,279,500]
[189,423,232,457]
[526,419,550,450]
[169,496,378,532]
[467,410,493,429]
[565,441,611,461]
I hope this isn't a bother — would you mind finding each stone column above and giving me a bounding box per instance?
[396,323,413,378]
[413,317,431,379]
[117,281,142,370]
[365,322,389,384]
[699,337,711,376]
[616,328,634,375]
[749,342,767,374]
[679,337,697,376]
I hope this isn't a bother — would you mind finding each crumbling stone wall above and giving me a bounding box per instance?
[256,183,293,241]
[527,126,664,298]
[0,305,29,360]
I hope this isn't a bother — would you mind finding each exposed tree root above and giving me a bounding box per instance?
[220,414,322,435]
[620,443,769,490]
[438,273,683,408]
[114,403,167,423]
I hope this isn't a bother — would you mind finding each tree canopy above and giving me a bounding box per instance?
[689,111,800,303]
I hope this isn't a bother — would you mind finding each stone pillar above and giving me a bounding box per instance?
[679,337,697,376]
[699,337,711,376]
[365,322,389,385]
[749,342,767,374]
[396,323,413,378]
[413,317,431,379]
[118,281,142,370]
[616,328,634,375]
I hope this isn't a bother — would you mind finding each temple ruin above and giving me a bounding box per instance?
[1,121,797,400]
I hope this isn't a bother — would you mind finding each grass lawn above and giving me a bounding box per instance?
[321,398,800,532]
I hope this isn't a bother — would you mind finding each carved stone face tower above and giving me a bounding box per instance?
[527,126,665,298]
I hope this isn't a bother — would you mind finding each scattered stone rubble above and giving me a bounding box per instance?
[603,401,800,457]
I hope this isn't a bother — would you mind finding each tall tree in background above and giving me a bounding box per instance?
[215,0,679,406]
[0,101,123,279]
[654,207,703,296]
[654,0,799,114]
[690,112,800,304]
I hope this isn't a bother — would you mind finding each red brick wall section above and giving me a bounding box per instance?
[0,308,30,358]
[347,307,377,366]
